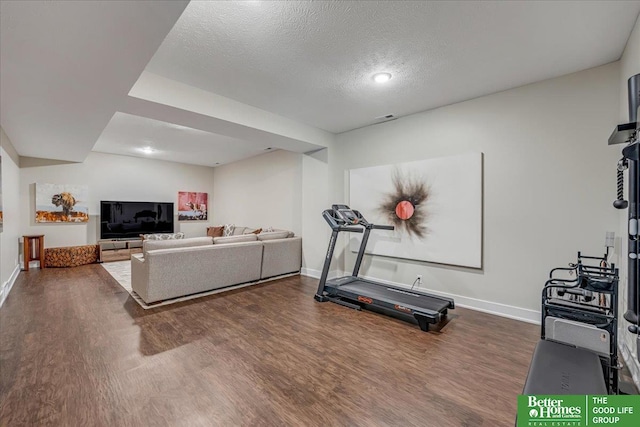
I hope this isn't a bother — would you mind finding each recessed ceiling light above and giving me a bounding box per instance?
[373,73,392,83]
[138,146,155,154]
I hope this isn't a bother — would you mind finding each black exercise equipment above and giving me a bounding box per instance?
[541,252,620,394]
[611,72,640,359]
[523,339,608,395]
[518,253,620,425]
[314,204,454,331]
[518,75,640,423]
[519,253,620,427]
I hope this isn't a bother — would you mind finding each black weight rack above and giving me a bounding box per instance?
[542,252,620,394]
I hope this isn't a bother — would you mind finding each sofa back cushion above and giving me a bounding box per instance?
[143,236,213,255]
[213,234,257,245]
[232,226,247,235]
[243,228,263,235]
[257,230,292,241]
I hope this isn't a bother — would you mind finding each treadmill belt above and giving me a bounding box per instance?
[338,280,450,312]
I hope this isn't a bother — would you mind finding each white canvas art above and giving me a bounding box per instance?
[349,152,483,268]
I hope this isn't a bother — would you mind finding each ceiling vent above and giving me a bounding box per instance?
[374,114,397,124]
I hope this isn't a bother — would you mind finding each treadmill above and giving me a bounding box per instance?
[314,204,455,332]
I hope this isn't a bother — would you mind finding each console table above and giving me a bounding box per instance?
[23,235,45,271]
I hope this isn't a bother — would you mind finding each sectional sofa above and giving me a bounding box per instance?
[131,230,301,304]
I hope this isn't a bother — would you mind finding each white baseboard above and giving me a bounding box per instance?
[620,341,640,390]
[300,269,540,325]
[301,267,346,281]
[0,264,21,309]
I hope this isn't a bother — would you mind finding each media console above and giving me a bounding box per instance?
[98,239,143,263]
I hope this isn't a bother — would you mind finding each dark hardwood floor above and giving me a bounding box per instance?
[1,265,539,426]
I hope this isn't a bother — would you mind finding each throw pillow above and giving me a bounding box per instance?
[252,228,262,235]
[265,226,274,232]
[207,226,224,237]
[223,224,235,237]
[142,232,185,240]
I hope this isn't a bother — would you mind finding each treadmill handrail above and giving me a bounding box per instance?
[371,224,394,231]
[338,226,364,233]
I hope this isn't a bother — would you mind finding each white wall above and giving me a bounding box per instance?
[619,16,640,122]
[617,13,640,389]
[212,149,303,235]
[19,152,216,247]
[211,147,338,274]
[325,62,621,322]
[301,147,335,275]
[1,128,21,307]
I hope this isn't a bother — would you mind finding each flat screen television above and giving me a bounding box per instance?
[100,201,174,240]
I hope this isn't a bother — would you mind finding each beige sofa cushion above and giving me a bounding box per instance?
[143,236,213,255]
[242,227,262,235]
[257,230,292,241]
[213,234,257,244]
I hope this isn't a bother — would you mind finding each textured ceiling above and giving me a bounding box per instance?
[2,1,639,166]
[146,0,640,133]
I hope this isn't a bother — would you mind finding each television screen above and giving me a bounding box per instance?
[100,201,174,240]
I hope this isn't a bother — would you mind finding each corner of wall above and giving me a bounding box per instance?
[0,264,21,309]
[0,127,20,165]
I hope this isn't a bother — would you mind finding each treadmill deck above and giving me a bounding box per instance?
[326,278,453,313]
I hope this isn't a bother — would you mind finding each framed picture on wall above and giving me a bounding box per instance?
[35,183,89,223]
[349,152,483,268]
[178,191,208,221]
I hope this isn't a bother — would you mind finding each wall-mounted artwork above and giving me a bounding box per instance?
[178,191,208,221]
[349,152,483,268]
[35,183,89,223]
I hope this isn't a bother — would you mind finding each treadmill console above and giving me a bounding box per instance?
[332,204,360,225]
